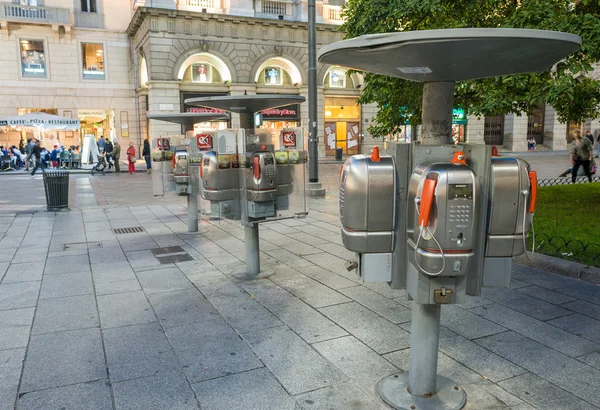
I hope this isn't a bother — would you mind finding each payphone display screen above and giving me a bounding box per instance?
[449,184,473,199]
[264,157,274,166]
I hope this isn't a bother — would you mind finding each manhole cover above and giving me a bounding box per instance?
[151,246,194,264]
[113,227,145,234]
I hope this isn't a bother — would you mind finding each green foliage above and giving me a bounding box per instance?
[341,0,600,138]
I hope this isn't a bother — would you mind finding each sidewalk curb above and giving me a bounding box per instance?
[514,253,600,285]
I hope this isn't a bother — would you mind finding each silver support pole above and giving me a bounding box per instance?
[244,223,260,275]
[187,167,199,232]
[420,82,454,144]
[408,302,441,396]
[308,0,319,183]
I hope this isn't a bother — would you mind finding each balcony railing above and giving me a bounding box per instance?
[0,2,70,25]
[186,0,215,7]
[262,0,289,15]
[323,4,343,22]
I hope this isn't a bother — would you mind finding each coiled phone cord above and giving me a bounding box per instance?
[413,200,446,276]
[521,191,536,260]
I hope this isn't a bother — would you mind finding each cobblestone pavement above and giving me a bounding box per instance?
[1,162,599,410]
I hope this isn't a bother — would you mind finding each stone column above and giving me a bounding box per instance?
[228,84,256,129]
[466,115,485,145]
[543,104,568,151]
[503,113,528,152]
[147,80,181,140]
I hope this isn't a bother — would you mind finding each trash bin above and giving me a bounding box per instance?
[43,170,69,211]
[335,147,343,161]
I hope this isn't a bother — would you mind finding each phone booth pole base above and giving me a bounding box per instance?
[233,223,274,280]
[378,373,466,410]
[187,195,198,233]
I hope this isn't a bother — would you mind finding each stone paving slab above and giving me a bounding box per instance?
[243,326,346,395]
[0,280,40,311]
[113,372,199,410]
[319,302,411,354]
[166,319,263,383]
[0,307,35,350]
[20,328,106,393]
[192,368,296,410]
[31,294,99,335]
[295,381,387,410]
[147,288,220,329]
[471,303,597,357]
[17,380,114,410]
[97,291,157,329]
[0,348,26,410]
[475,331,600,407]
[103,322,181,382]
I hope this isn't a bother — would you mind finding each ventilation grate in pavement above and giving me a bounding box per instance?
[151,246,194,264]
[63,242,102,251]
[113,227,145,234]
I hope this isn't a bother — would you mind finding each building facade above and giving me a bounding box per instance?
[0,0,139,150]
[0,0,596,155]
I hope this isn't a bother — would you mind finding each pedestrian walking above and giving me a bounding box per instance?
[126,142,136,174]
[585,130,594,146]
[24,138,33,171]
[30,140,44,176]
[596,132,600,159]
[105,139,114,169]
[142,139,151,174]
[97,135,105,153]
[570,129,593,183]
[108,140,121,173]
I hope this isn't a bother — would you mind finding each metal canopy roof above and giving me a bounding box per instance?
[147,112,229,129]
[318,29,581,82]
[185,94,306,114]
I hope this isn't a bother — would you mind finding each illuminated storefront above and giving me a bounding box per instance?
[258,104,300,130]
[324,96,361,156]
[180,92,230,132]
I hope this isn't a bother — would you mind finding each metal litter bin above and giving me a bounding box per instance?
[335,147,343,161]
[43,170,69,210]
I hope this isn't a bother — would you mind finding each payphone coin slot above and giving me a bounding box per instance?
[434,288,453,304]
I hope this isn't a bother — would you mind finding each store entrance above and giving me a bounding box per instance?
[324,97,361,156]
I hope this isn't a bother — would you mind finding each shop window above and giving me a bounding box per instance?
[484,115,504,145]
[566,122,580,144]
[20,39,46,79]
[527,104,545,144]
[328,69,347,88]
[81,0,97,12]
[82,43,105,80]
[264,67,282,85]
[192,63,212,83]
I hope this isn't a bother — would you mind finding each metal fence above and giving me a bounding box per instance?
[537,176,600,186]
[528,232,600,267]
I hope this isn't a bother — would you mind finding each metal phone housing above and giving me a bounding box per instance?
[407,161,477,277]
[340,154,396,254]
[486,157,532,257]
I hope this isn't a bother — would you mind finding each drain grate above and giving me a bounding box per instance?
[151,246,194,264]
[113,227,145,234]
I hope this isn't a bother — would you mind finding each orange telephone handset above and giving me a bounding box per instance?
[171,154,176,169]
[528,171,537,213]
[419,178,437,227]
[253,156,261,180]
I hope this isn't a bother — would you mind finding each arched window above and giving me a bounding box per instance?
[177,53,232,84]
[254,57,302,86]
[324,67,353,88]
[139,57,148,87]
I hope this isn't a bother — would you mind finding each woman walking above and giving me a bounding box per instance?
[126,141,136,175]
[142,139,151,174]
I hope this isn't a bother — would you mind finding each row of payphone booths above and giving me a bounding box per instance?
[151,127,308,225]
[152,129,536,302]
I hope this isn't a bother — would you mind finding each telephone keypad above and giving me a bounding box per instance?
[449,203,471,226]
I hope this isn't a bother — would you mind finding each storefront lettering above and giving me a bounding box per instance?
[186,107,227,114]
[261,108,297,116]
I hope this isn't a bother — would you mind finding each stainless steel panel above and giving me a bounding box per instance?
[489,158,520,235]
[340,156,369,231]
[341,228,394,253]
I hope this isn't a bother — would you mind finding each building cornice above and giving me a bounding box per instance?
[127,6,344,37]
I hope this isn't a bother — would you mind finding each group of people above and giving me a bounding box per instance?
[95,136,152,175]
[1,139,82,174]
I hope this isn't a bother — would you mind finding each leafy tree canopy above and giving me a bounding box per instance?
[340,0,600,138]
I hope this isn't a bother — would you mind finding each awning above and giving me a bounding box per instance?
[0,112,80,130]
[147,112,229,130]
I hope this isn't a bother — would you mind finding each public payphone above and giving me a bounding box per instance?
[173,149,189,194]
[340,147,396,282]
[407,160,477,277]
